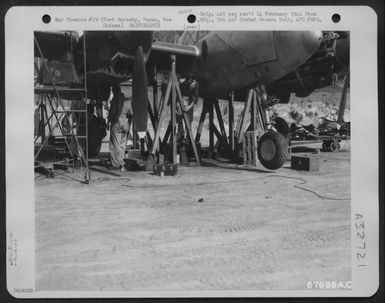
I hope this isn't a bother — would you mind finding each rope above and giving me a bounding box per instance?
[119,174,350,201]
[265,175,350,201]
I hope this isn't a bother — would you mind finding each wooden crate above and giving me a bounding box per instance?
[125,148,141,159]
[291,153,319,171]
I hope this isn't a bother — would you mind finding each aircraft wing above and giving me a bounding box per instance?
[34,31,78,60]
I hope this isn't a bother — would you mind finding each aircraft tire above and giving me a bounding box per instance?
[330,142,340,152]
[273,117,291,139]
[322,142,328,150]
[257,131,289,170]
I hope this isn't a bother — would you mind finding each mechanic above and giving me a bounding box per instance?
[178,72,199,141]
[108,85,133,171]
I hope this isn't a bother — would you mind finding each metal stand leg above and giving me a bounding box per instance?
[229,91,235,153]
[150,56,200,165]
[208,98,214,158]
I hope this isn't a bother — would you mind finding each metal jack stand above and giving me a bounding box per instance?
[236,87,269,165]
[195,86,268,160]
[194,85,288,169]
[236,86,270,140]
[195,94,233,159]
[150,55,200,165]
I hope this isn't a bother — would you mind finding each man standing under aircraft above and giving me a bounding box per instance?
[179,73,199,141]
[108,85,133,171]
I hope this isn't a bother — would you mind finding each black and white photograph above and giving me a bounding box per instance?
[5,6,379,298]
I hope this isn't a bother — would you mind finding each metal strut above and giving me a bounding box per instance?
[194,85,269,160]
[150,56,200,165]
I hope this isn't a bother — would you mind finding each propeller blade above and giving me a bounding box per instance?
[337,69,349,125]
[334,35,350,67]
[132,46,148,132]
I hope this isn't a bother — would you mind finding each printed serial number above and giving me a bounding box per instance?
[354,214,367,267]
[13,288,33,293]
[306,281,352,289]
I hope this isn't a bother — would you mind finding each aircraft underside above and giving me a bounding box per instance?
[34,30,349,171]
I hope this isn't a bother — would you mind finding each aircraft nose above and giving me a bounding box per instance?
[275,31,323,70]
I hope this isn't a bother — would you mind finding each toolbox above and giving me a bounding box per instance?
[153,163,178,176]
[125,148,141,159]
[291,153,319,171]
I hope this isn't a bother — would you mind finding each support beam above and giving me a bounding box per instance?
[236,89,253,144]
[153,66,159,130]
[150,76,172,155]
[170,56,177,164]
[195,101,208,143]
[39,103,46,141]
[174,73,201,164]
[214,99,228,145]
[145,131,153,151]
[208,98,214,157]
[161,122,172,151]
[132,121,138,149]
[212,123,230,150]
[158,78,171,122]
[255,87,267,129]
[229,91,234,152]
[337,69,349,125]
[250,90,257,131]
[147,98,157,131]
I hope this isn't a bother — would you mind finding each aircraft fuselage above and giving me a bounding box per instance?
[176,31,323,96]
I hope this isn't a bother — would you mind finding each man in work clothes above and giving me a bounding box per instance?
[178,73,199,141]
[108,85,133,171]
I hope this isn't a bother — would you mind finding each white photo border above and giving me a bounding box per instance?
[5,5,379,298]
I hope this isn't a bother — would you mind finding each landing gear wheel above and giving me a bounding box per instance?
[322,141,330,151]
[273,117,291,139]
[330,142,340,152]
[257,131,289,170]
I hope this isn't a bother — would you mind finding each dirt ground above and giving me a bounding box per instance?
[35,143,351,291]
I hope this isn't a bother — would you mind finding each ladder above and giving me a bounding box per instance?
[34,32,90,183]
